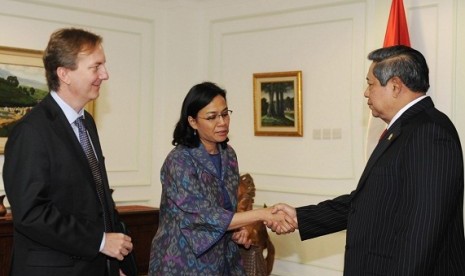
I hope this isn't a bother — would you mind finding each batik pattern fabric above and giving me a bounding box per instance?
[149,143,246,276]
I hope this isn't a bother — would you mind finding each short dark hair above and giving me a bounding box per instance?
[43,28,103,92]
[172,82,228,149]
[368,45,430,93]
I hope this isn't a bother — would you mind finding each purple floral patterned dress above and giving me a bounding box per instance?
[148,143,246,275]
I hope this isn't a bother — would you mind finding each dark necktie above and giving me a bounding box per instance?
[75,116,113,231]
[379,129,388,141]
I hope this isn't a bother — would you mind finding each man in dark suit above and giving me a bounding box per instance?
[3,28,134,276]
[271,45,465,275]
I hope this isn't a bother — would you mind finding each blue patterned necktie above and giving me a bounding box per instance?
[75,116,112,231]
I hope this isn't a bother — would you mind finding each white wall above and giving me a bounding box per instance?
[0,0,463,275]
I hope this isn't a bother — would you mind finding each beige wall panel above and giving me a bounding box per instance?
[209,2,366,196]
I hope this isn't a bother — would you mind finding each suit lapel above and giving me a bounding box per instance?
[356,97,434,192]
[41,95,95,182]
[358,125,400,189]
[80,111,118,220]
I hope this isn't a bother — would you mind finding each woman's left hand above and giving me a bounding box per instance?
[232,227,252,248]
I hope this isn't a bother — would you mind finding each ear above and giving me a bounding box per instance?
[390,76,403,98]
[188,116,198,130]
[57,67,71,85]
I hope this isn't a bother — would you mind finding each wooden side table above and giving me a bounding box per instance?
[0,213,13,276]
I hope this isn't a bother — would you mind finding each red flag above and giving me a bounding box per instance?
[383,0,410,47]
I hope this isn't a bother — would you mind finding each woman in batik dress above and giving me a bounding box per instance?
[148,82,296,275]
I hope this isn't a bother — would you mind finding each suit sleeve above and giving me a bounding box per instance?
[296,193,352,240]
[393,122,464,274]
[3,121,103,258]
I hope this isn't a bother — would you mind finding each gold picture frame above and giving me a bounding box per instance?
[253,71,303,136]
[0,46,94,154]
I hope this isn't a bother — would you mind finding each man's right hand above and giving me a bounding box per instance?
[266,203,298,234]
[101,233,133,261]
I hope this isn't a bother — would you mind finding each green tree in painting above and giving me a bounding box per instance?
[6,76,19,87]
[0,75,41,107]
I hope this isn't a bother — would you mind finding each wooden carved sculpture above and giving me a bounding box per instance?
[237,173,275,276]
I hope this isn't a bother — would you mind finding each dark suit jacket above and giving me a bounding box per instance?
[3,94,122,276]
[296,97,465,275]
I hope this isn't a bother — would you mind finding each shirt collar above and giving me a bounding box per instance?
[387,95,428,129]
[50,91,85,124]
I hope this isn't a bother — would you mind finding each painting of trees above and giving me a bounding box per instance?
[260,81,295,127]
[0,46,48,152]
[0,72,47,137]
[253,71,302,136]
[0,48,47,138]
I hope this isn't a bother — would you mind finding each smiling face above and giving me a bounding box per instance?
[364,62,396,124]
[188,95,230,154]
[58,44,109,111]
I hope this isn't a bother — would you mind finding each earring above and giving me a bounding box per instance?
[194,129,197,136]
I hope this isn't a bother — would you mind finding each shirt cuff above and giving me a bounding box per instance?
[99,232,106,252]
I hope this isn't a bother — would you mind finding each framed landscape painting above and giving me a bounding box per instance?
[253,71,303,136]
[0,46,46,153]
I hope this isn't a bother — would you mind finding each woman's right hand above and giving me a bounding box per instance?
[264,205,298,234]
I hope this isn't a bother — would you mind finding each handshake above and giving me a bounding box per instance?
[231,203,297,249]
[264,203,298,235]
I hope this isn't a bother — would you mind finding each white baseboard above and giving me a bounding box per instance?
[271,259,343,276]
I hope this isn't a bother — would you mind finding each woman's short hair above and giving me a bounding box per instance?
[172,82,228,148]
